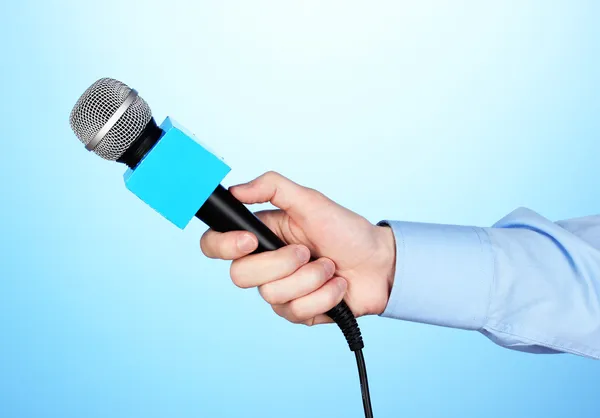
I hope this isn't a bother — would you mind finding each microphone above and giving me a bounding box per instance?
[69,77,373,417]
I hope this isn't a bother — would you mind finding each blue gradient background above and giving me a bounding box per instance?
[1,1,599,417]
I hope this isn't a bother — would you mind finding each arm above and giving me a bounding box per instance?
[379,207,600,359]
[198,172,599,359]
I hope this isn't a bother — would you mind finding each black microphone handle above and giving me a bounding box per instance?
[196,184,286,253]
[196,184,364,351]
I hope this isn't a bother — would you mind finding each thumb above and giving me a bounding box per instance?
[229,171,322,218]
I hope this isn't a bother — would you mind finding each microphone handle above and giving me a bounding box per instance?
[196,184,286,253]
[196,184,364,351]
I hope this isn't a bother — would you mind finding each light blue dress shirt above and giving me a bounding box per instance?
[379,208,600,359]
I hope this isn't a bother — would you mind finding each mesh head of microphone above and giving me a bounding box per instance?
[69,77,152,161]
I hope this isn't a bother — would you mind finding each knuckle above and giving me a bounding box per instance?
[263,170,280,180]
[229,262,248,288]
[274,304,301,324]
[259,285,278,305]
[305,187,325,199]
[271,304,284,317]
[289,301,307,322]
[199,237,208,255]
[199,234,213,256]
[262,171,286,187]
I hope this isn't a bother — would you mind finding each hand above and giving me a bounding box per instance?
[200,171,396,326]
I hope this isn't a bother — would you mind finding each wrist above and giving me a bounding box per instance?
[374,224,397,315]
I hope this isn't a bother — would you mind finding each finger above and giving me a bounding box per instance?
[228,171,324,218]
[272,277,348,324]
[258,258,336,305]
[271,311,334,326]
[229,244,311,288]
[200,229,258,260]
[307,314,334,326]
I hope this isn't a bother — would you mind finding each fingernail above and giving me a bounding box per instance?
[321,259,335,277]
[237,234,255,252]
[336,278,347,293]
[295,246,310,263]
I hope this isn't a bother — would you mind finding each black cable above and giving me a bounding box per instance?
[324,299,374,417]
[355,349,374,418]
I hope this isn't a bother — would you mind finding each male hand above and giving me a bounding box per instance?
[200,171,396,326]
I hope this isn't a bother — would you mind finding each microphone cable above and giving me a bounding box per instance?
[356,349,374,418]
[323,297,373,418]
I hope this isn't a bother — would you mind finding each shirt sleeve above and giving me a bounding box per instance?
[378,207,600,359]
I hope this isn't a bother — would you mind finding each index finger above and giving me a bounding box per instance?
[200,229,258,260]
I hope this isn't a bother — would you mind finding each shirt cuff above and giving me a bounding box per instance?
[377,220,495,331]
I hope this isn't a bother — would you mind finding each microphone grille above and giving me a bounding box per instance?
[69,78,153,161]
